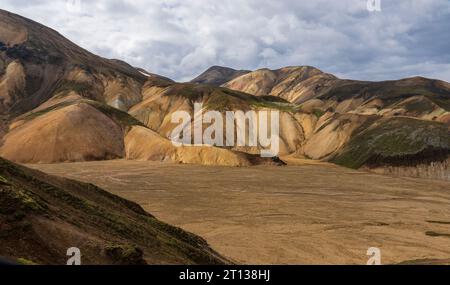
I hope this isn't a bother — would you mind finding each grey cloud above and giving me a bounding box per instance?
[1,0,449,82]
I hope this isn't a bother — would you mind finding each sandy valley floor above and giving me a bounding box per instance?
[28,160,450,265]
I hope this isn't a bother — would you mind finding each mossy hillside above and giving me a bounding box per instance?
[0,157,227,265]
[1,157,140,223]
[0,164,48,216]
[346,115,381,137]
[143,75,174,89]
[0,157,90,216]
[313,113,378,135]
[163,83,298,112]
[320,80,450,111]
[400,97,435,113]
[164,83,212,101]
[87,100,145,129]
[20,100,75,121]
[251,96,299,113]
[430,97,450,112]
[11,189,47,212]
[321,81,438,101]
[0,175,9,185]
[332,117,450,168]
[54,81,92,97]
[20,98,144,129]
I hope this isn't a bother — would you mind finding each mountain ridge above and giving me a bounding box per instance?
[191,65,251,86]
[1,9,450,180]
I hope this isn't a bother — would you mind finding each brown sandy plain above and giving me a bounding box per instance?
[28,159,450,265]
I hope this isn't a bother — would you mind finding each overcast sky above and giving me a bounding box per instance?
[1,0,450,82]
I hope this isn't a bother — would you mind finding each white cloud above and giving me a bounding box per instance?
[1,0,450,82]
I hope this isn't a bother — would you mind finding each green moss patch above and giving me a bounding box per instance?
[19,99,143,129]
[0,175,10,185]
[312,108,325,118]
[55,81,91,96]
[16,258,39,265]
[161,83,298,112]
[12,190,47,212]
[320,79,450,111]
[21,100,75,121]
[87,100,145,128]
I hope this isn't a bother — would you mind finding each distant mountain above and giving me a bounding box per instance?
[221,66,450,115]
[0,10,273,166]
[129,76,292,164]
[218,66,450,124]
[220,65,450,121]
[222,66,337,103]
[189,67,450,178]
[191,66,250,86]
[0,157,228,265]
[1,9,450,179]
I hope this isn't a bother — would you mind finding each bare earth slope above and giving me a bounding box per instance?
[0,157,228,265]
[0,98,144,163]
[0,102,125,163]
[0,9,146,118]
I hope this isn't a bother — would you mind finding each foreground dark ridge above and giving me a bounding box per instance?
[0,157,229,265]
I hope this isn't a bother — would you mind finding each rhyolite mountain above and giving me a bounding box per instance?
[0,9,146,115]
[193,66,450,180]
[1,9,450,180]
[0,9,280,166]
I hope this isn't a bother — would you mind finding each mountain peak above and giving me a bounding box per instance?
[0,9,146,115]
[191,66,251,86]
